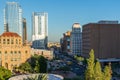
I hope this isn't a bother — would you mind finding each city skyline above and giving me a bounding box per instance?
[0,0,120,42]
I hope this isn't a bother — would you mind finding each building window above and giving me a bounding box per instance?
[16,39,18,44]
[25,51,28,54]
[18,51,21,59]
[5,51,7,60]
[18,51,21,53]
[19,39,21,44]
[11,51,13,57]
[5,51,7,54]
[11,51,13,56]
[0,51,1,58]
[11,51,13,54]
[7,39,9,44]
[14,51,17,54]
[11,39,14,44]
[3,39,5,44]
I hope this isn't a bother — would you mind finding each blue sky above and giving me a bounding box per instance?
[0,0,120,42]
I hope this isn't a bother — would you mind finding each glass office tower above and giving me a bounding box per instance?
[71,23,82,55]
[32,12,48,49]
[4,2,22,37]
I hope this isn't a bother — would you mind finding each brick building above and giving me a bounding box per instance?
[82,21,120,59]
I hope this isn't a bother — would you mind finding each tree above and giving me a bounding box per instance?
[34,60,40,73]
[29,55,47,73]
[85,49,95,80]
[74,55,84,62]
[17,55,47,74]
[94,61,103,80]
[19,62,32,73]
[0,67,12,80]
[85,49,112,80]
[30,54,39,69]
[38,56,47,73]
[103,65,112,80]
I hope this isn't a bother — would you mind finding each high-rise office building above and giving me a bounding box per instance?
[32,12,48,49]
[71,23,82,55]
[23,18,27,44]
[61,31,71,54]
[4,2,23,37]
[82,21,120,59]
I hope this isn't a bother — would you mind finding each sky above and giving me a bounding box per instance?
[0,0,120,42]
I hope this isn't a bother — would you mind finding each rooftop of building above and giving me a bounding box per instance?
[0,32,20,37]
[98,20,119,24]
[33,12,48,16]
[83,20,120,26]
[72,23,81,28]
[64,31,71,36]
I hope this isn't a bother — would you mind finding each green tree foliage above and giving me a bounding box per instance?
[29,55,40,73]
[85,49,112,80]
[85,49,95,80]
[94,61,103,80]
[74,55,84,62]
[29,55,47,73]
[0,67,12,80]
[103,65,112,80]
[19,62,32,73]
[38,56,47,73]
[34,60,40,73]
[18,55,47,73]
[30,55,38,68]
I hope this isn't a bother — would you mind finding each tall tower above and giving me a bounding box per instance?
[32,12,48,49]
[23,18,27,44]
[4,2,23,37]
[71,23,82,55]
